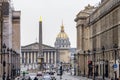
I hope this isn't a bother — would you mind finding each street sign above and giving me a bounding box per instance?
[113,64,117,68]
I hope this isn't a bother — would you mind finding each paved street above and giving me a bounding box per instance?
[54,72,92,80]
[13,72,92,80]
[11,71,111,80]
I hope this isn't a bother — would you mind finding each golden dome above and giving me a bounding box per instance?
[57,24,68,39]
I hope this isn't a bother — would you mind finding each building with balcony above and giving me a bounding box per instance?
[75,0,120,79]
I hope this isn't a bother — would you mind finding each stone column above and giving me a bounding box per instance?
[33,52,35,69]
[46,52,48,64]
[23,52,25,64]
[36,52,38,68]
[49,52,51,64]
[27,52,29,67]
[54,52,56,67]
[48,52,49,64]
[31,52,32,64]
[24,52,27,64]
[44,52,46,63]
[51,52,53,64]
[53,52,55,64]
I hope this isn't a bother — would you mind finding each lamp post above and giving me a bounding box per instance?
[2,43,6,80]
[74,54,76,75]
[113,43,118,80]
[0,0,4,59]
[10,49,13,79]
[77,52,80,76]
[83,51,86,76]
[93,48,96,80]
[60,62,63,79]
[14,51,17,77]
[87,50,90,60]
[102,46,105,80]
[7,48,10,80]
[87,50,90,77]
[13,50,17,78]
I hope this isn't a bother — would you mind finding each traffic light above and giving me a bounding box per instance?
[3,61,6,67]
[88,61,92,68]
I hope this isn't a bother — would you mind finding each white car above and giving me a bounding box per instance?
[29,73,37,80]
[42,74,52,80]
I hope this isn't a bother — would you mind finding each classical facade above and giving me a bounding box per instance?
[21,42,58,72]
[54,23,71,69]
[75,4,96,76]
[75,0,120,79]
[0,0,21,79]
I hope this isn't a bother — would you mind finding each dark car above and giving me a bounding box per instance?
[49,72,54,75]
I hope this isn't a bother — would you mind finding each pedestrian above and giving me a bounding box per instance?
[6,75,10,80]
[28,77,32,80]
[17,78,19,80]
[22,78,25,80]
[111,77,114,80]
[34,77,38,80]
[2,72,6,80]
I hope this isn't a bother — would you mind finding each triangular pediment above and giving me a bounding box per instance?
[21,42,55,50]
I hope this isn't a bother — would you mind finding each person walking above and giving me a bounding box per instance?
[34,77,38,80]
[28,77,32,80]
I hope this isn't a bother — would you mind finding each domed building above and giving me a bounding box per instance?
[54,23,71,69]
[55,24,70,49]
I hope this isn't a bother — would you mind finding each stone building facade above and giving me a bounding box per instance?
[75,0,120,79]
[54,23,71,69]
[75,4,96,76]
[21,42,58,72]
[0,0,21,79]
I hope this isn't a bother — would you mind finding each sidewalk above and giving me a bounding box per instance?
[95,76,111,80]
[66,72,92,80]
[67,72,111,80]
[73,76,92,80]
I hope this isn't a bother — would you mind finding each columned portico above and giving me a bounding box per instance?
[21,42,58,71]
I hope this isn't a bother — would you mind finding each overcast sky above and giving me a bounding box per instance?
[12,0,101,47]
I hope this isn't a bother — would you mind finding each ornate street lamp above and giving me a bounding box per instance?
[113,43,118,80]
[10,48,13,79]
[87,50,90,77]
[74,54,77,75]
[7,48,10,80]
[93,48,96,80]
[77,52,80,76]
[14,51,17,77]
[83,51,86,76]
[102,46,105,80]
[2,43,6,80]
